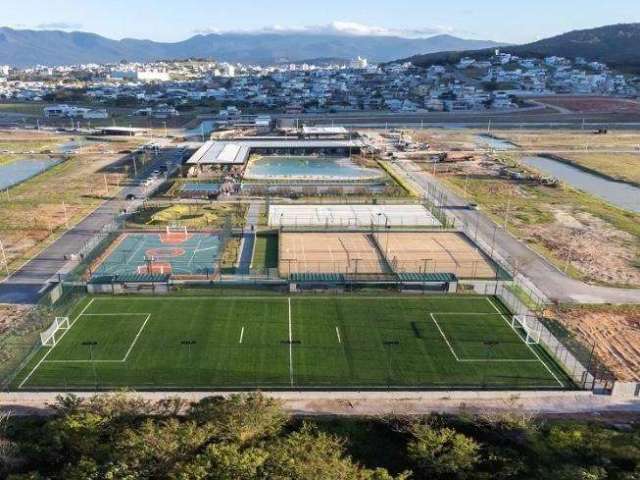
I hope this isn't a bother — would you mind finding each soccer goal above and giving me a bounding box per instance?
[511,314,541,345]
[40,317,70,347]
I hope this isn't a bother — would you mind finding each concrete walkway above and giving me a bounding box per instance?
[236,201,261,275]
[391,160,640,304]
[1,390,639,417]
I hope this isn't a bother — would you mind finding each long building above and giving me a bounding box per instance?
[186,138,365,166]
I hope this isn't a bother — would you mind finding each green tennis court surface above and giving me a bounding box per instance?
[16,296,572,390]
[93,232,221,277]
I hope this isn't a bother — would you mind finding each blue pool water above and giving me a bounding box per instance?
[181,182,220,193]
[0,158,62,190]
[244,156,382,181]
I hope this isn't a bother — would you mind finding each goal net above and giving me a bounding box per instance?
[511,315,541,345]
[40,317,70,347]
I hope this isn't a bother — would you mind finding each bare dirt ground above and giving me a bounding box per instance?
[526,211,640,286]
[0,304,31,336]
[547,306,640,382]
[0,134,143,277]
[534,96,640,114]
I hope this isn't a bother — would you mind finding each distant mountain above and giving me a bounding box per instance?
[397,23,640,73]
[0,27,503,67]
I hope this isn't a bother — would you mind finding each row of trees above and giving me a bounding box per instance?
[1,393,639,479]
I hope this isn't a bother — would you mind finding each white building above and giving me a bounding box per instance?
[350,57,368,69]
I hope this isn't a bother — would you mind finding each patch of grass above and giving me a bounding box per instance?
[128,203,247,229]
[13,295,571,390]
[253,234,279,270]
[443,174,640,284]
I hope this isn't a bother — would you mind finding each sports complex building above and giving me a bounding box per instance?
[4,129,614,400]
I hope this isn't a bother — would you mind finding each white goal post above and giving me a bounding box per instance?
[40,317,70,347]
[511,315,541,345]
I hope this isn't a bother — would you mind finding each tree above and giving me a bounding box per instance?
[262,423,408,480]
[110,418,210,479]
[188,394,287,445]
[172,443,267,480]
[407,422,480,479]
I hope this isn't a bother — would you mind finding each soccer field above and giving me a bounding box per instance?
[15,296,571,390]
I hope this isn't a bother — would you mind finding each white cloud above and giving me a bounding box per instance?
[35,22,83,31]
[194,21,457,39]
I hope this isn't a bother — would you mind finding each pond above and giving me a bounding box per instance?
[184,121,217,139]
[522,155,640,213]
[243,156,383,182]
[0,157,62,190]
[476,134,518,151]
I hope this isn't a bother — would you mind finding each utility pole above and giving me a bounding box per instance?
[103,174,109,195]
[62,202,69,228]
[0,238,9,276]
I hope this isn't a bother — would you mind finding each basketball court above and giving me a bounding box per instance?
[92,229,222,277]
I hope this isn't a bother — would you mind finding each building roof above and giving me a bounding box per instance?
[302,126,349,136]
[186,138,365,165]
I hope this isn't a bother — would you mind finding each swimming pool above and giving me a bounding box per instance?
[243,156,383,182]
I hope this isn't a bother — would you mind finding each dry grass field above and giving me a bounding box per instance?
[0,135,144,278]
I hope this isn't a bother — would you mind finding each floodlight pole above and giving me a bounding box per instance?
[181,340,196,363]
[481,340,499,388]
[82,341,99,389]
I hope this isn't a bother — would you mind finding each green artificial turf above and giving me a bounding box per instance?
[14,295,571,390]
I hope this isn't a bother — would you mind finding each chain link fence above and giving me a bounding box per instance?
[0,283,86,390]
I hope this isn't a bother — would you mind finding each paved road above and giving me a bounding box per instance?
[274,109,640,128]
[392,160,640,304]
[0,145,184,304]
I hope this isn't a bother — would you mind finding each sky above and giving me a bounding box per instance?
[4,0,640,44]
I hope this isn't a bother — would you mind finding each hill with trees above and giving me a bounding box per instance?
[400,23,640,73]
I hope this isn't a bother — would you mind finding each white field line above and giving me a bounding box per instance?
[430,313,539,363]
[239,326,245,344]
[430,313,460,361]
[194,245,218,253]
[288,297,293,387]
[125,234,147,266]
[486,298,564,387]
[336,326,342,344]
[187,235,205,267]
[122,314,151,361]
[19,298,95,388]
[42,313,151,364]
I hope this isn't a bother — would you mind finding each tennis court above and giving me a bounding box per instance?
[279,232,388,275]
[376,232,497,279]
[15,295,572,390]
[92,231,221,277]
[269,204,441,228]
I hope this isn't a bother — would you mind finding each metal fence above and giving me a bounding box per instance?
[0,283,86,390]
[469,281,594,389]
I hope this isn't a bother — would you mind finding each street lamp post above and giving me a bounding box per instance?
[481,340,499,388]
[82,341,99,389]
